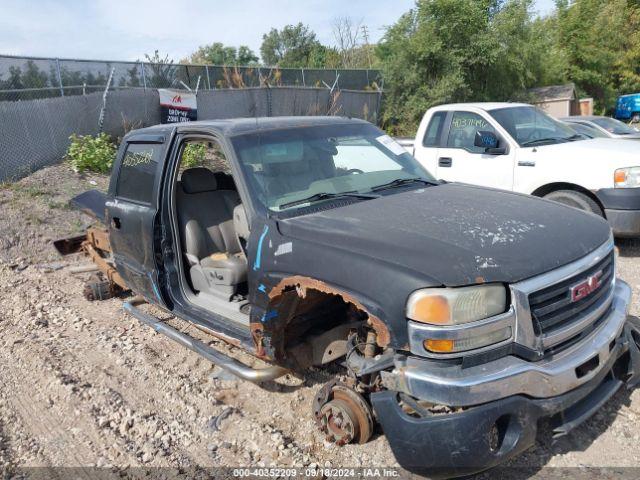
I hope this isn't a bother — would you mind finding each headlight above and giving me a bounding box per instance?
[406,284,507,325]
[614,167,640,188]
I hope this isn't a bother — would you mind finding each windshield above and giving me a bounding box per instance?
[489,106,582,147]
[231,123,436,213]
[565,121,608,138]
[590,117,639,135]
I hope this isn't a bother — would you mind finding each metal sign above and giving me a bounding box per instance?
[158,88,197,123]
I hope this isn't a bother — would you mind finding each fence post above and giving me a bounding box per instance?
[55,58,64,97]
[266,86,272,117]
[205,65,211,90]
[98,67,115,133]
[140,62,147,90]
[375,78,384,126]
[301,68,305,87]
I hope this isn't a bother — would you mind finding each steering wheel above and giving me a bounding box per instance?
[345,168,364,175]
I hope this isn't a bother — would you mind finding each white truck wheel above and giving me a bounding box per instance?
[543,190,603,217]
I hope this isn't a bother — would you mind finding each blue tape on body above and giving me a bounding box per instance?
[258,283,267,293]
[149,273,162,302]
[253,225,269,271]
[261,310,278,322]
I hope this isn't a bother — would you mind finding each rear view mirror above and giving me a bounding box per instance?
[474,131,506,155]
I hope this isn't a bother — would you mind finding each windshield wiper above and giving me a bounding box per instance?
[563,134,585,141]
[370,177,438,192]
[521,137,568,147]
[279,191,378,209]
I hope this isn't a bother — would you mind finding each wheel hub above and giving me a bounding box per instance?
[313,381,374,446]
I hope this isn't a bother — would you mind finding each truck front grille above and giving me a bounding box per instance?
[529,251,614,336]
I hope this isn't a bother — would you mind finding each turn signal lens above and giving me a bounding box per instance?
[423,327,512,354]
[411,295,450,325]
[424,339,455,353]
[615,167,640,188]
[407,285,507,325]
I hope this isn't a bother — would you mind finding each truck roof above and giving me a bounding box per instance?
[430,102,530,112]
[127,116,370,139]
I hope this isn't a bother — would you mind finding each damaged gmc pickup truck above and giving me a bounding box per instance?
[57,117,640,477]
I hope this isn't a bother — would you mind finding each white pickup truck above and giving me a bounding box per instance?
[407,103,640,236]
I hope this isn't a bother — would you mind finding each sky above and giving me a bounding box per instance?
[0,0,559,62]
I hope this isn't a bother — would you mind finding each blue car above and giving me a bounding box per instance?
[615,93,640,122]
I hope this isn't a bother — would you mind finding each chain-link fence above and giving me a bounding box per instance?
[0,86,382,182]
[0,54,382,101]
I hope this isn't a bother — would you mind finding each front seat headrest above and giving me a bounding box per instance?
[213,172,237,191]
[181,167,218,194]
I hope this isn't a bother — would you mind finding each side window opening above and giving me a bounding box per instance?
[423,111,446,147]
[446,111,497,154]
[116,143,162,204]
[174,138,248,305]
[178,140,233,177]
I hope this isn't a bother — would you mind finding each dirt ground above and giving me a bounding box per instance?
[1,163,640,479]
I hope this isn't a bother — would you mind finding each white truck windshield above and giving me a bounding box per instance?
[489,106,583,147]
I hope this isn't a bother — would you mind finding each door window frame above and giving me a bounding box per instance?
[441,110,510,155]
[422,111,449,147]
[109,133,167,207]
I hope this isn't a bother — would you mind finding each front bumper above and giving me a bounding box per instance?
[386,280,631,407]
[596,187,640,236]
[605,209,640,237]
[372,281,640,478]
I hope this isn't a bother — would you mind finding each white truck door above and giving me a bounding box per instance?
[413,110,447,176]
[434,110,515,190]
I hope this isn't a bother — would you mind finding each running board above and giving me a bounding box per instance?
[123,300,288,383]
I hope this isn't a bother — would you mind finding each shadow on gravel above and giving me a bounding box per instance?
[617,237,640,258]
[474,386,634,480]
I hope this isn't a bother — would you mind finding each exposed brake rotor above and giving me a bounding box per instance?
[313,380,374,446]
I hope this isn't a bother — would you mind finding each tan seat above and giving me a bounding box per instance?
[176,167,247,298]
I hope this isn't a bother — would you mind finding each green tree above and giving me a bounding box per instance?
[144,50,175,88]
[237,46,260,65]
[307,44,342,69]
[185,42,258,65]
[377,0,557,134]
[260,23,321,67]
[556,0,640,112]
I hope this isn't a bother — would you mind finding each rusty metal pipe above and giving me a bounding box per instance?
[69,264,100,274]
[123,300,288,383]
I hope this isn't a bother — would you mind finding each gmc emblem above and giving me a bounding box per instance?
[570,271,603,302]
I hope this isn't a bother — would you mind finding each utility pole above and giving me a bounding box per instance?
[361,25,372,69]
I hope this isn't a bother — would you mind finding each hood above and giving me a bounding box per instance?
[278,184,611,286]
[531,137,640,165]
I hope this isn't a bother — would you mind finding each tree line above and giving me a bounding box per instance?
[378,0,640,134]
[182,18,376,70]
[2,0,639,132]
[180,0,640,132]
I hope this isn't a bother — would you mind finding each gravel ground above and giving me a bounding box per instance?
[1,164,640,479]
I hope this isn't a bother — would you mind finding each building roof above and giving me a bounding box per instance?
[527,83,577,102]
